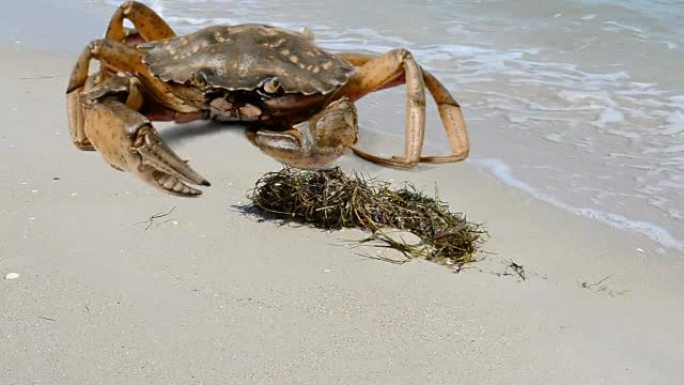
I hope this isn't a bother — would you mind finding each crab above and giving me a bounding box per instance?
[67,1,469,196]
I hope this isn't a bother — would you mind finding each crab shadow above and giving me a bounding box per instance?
[160,120,247,146]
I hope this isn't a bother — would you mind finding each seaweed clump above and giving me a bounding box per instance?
[248,167,487,269]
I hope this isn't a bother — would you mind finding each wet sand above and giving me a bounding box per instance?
[1,2,684,384]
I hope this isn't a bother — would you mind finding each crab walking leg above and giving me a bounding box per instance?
[79,76,210,196]
[338,51,470,163]
[339,49,426,168]
[105,1,176,43]
[335,52,375,67]
[67,74,96,150]
[419,72,469,162]
[66,39,193,150]
[66,39,195,113]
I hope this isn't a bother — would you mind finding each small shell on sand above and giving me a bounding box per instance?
[5,272,20,280]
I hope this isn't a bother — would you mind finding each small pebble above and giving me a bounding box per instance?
[323,269,331,273]
[171,220,179,227]
[70,192,78,197]
[636,248,644,253]
[5,273,19,280]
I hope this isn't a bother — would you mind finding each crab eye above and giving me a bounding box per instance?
[262,77,281,94]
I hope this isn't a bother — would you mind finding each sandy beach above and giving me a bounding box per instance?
[2,1,684,384]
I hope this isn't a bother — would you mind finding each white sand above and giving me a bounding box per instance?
[1,9,683,384]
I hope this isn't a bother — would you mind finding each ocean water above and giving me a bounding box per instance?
[103,0,683,253]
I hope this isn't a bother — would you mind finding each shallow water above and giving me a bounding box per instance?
[103,0,683,253]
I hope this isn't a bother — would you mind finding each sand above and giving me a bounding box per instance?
[1,3,684,384]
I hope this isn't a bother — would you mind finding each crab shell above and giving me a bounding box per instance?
[138,24,356,96]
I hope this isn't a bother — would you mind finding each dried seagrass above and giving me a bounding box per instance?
[248,167,486,268]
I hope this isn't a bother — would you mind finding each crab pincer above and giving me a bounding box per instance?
[75,76,210,196]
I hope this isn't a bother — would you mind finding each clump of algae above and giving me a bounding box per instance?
[248,167,487,269]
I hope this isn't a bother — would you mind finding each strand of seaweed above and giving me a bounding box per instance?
[248,167,487,268]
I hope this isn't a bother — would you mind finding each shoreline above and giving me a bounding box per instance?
[470,157,684,254]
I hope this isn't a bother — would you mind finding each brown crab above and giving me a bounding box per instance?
[67,1,469,196]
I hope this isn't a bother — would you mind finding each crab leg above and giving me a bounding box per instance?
[339,49,425,168]
[336,52,372,67]
[78,76,209,196]
[67,74,97,150]
[105,1,176,43]
[337,51,469,165]
[66,39,194,113]
[420,71,469,162]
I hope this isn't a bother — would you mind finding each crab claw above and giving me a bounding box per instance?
[133,125,211,195]
[247,97,358,169]
[84,98,210,196]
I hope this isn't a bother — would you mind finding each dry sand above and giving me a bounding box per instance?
[2,3,684,384]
